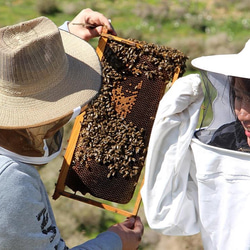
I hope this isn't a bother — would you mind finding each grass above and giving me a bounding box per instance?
[2,0,250,248]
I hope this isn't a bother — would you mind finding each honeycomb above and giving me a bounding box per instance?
[65,35,188,204]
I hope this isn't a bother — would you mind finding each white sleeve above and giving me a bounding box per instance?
[59,21,70,32]
[141,74,204,235]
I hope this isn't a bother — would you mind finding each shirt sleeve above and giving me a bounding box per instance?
[71,231,122,250]
[0,158,65,250]
[0,157,122,250]
[59,21,70,32]
[141,74,204,235]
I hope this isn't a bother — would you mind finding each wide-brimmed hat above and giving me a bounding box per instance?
[192,39,250,79]
[0,16,101,129]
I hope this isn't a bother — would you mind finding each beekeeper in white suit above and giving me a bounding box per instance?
[141,39,250,249]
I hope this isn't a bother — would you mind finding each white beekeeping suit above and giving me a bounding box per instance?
[141,39,250,250]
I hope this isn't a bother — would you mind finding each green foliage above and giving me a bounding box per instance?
[2,0,250,53]
[77,210,117,237]
[2,0,250,248]
[36,0,60,15]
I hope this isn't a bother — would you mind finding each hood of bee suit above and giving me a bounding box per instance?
[191,39,250,79]
[190,40,250,132]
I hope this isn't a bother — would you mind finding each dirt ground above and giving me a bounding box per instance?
[155,234,203,250]
[141,227,204,250]
[137,208,204,250]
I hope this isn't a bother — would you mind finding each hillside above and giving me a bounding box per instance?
[2,0,250,69]
[2,0,250,249]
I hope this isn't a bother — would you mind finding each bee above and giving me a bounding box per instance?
[70,35,188,181]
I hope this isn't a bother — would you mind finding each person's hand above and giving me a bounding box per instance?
[108,216,144,250]
[68,8,117,41]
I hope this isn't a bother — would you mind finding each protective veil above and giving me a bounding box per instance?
[141,72,250,249]
[0,107,81,165]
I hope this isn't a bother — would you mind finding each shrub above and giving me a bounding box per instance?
[133,0,170,25]
[36,0,60,15]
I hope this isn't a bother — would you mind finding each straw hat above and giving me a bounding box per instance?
[192,39,250,79]
[0,16,101,129]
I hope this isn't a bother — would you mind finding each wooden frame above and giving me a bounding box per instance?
[53,31,181,217]
[53,110,144,217]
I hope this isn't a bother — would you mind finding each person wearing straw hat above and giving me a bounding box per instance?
[141,39,250,249]
[0,8,143,250]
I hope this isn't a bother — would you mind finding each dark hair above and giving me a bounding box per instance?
[229,76,250,115]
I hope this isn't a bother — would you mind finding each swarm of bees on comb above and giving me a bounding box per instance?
[66,36,188,203]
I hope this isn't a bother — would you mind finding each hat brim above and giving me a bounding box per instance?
[191,40,250,79]
[0,30,101,129]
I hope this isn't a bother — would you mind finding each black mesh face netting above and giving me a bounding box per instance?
[65,37,188,204]
[195,70,236,144]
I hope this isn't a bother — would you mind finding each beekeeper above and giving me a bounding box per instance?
[141,39,250,249]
